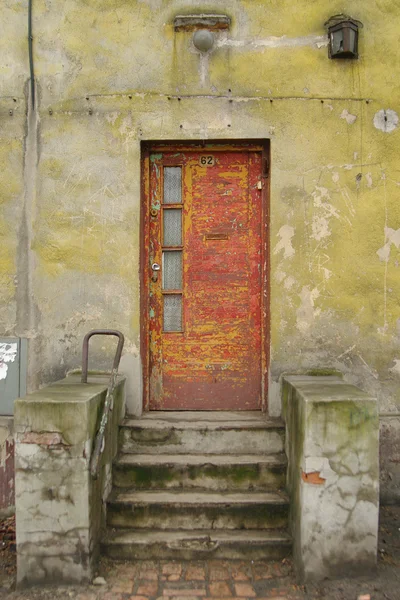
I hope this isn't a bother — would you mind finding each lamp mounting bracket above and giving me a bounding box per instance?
[174,14,231,32]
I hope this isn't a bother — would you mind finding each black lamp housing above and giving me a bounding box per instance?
[325,15,363,59]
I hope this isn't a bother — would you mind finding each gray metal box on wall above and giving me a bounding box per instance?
[0,338,27,415]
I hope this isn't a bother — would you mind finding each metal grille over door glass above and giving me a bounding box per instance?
[164,167,182,204]
[163,252,182,289]
[163,209,182,246]
[163,166,183,331]
[164,295,182,332]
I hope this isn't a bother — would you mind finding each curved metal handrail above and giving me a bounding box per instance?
[81,329,125,478]
[81,329,124,384]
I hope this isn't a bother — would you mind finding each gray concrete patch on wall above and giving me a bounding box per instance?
[14,373,125,587]
[282,375,379,582]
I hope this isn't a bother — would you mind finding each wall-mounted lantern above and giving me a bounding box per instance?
[193,29,215,53]
[324,14,363,59]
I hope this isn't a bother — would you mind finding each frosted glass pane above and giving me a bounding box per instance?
[164,167,182,204]
[331,30,344,54]
[164,295,182,331]
[163,251,182,290]
[163,209,182,246]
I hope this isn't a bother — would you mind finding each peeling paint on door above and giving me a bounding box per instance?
[143,144,267,410]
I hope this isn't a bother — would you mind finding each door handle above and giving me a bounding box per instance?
[151,262,160,282]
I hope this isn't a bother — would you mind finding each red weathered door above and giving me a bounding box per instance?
[143,145,266,410]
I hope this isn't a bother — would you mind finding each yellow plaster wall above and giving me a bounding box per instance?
[1,1,400,431]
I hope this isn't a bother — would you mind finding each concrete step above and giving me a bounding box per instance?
[113,453,287,492]
[119,412,285,455]
[107,490,289,530]
[102,528,292,561]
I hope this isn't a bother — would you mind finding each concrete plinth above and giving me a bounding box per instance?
[14,374,125,587]
[283,375,379,582]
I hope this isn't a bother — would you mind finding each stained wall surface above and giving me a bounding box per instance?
[1,1,399,500]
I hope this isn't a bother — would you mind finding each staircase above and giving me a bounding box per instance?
[102,411,291,561]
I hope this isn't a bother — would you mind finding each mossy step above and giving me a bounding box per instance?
[107,490,289,531]
[102,528,292,561]
[131,411,281,422]
[113,453,287,492]
[120,415,285,455]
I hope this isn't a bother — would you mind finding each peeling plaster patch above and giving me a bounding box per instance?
[303,456,335,479]
[273,225,295,259]
[377,243,391,263]
[340,109,357,125]
[217,34,328,50]
[296,286,320,333]
[106,112,119,125]
[275,269,286,283]
[377,227,400,262]
[389,359,400,376]
[199,53,210,87]
[310,186,340,241]
[284,275,296,290]
[0,343,17,380]
[311,215,331,241]
[322,268,332,280]
[374,109,399,133]
[119,115,133,135]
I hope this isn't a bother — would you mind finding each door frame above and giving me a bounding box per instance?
[140,140,270,412]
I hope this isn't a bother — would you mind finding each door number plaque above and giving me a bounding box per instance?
[199,155,215,166]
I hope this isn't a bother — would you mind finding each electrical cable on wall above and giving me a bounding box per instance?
[28,0,35,108]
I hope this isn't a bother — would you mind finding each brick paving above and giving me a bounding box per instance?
[0,507,399,599]
[87,558,303,600]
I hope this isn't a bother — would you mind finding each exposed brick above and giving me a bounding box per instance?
[141,569,159,581]
[161,597,201,600]
[137,582,159,596]
[203,597,236,600]
[209,581,232,596]
[252,562,274,581]
[234,583,256,597]
[231,563,250,582]
[162,563,183,581]
[113,563,140,578]
[111,581,135,594]
[301,470,325,485]
[163,589,206,596]
[163,563,183,575]
[21,432,66,446]
[185,566,206,581]
[209,564,230,581]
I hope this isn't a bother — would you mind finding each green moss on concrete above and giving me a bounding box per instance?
[304,369,343,378]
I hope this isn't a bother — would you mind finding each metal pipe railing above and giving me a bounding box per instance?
[81,329,125,478]
[81,329,124,383]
